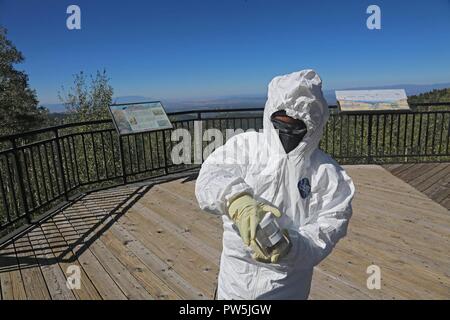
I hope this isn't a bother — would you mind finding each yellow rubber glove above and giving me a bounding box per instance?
[250,239,272,263]
[251,229,292,263]
[227,193,281,247]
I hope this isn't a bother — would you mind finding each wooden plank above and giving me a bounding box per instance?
[428,180,450,200]
[394,163,421,180]
[99,230,179,299]
[311,267,373,300]
[320,234,448,299]
[155,183,222,229]
[382,164,403,171]
[82,185,141,201]
[161,179,200,203]
[108,221,202,299]
[423,182,449,206]
[128,205,219,292]
[13,235,51,300]
[354,187,450,227]
[349,168,430,199]
[422,168,449,195]
[60,200,153,300]
[136,185,221,251]
[354,194,450,241]
[328,165,450,299]
[353,179,434,206]
[351,172,450,221]
[78,196,181,299]
[410,164,441,181]
[0,270,28,300]
[390,163,416,175]
[140,187,222,249]
[50,208,128,300]
[351,207,450,265]
[320,244,436,299]
[133,201,221,265]
[348,214,450,271]
[382,163,450,210]
[413,165,449,192]
[395,163,429,181]
[26,226,76,300]
[38,219,102,300]
[354,189,450,241]
[318,239,421,299]
[79,232,153,300]
[415,163,448,182]
[0,244,27,300]
[119,206,218,298]
[326,235,450,299]
[3,164,448,300]
[343,221,450,286]
[442,197,450,211]
[408,163,448,190]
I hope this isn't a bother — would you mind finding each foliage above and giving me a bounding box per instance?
[409,88,450,104]
[0,27,48,136]
[58,70,113,123]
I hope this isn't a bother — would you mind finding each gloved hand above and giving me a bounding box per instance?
[251,230,292,263]
[227,193,281,247]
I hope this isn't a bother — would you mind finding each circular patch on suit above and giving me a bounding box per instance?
[298,177,311,199]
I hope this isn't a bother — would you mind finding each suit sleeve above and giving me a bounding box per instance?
[195,134,254,215]
[289,161,355,269]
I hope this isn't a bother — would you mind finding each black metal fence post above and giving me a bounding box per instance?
[367,114,373,164]
[10,138,31,223]
[198,112,203,164]
[119,135,127,184]
[54,129,69,201]
[162,130,169,175]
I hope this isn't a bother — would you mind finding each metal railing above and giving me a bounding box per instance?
[0,102,449,240]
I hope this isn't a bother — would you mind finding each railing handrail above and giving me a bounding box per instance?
[0,108,266,142]
[1,101,449,142]
[0,119,113,142]
[408,101,450,107]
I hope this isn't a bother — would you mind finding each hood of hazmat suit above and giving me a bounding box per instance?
[195,69,355,300]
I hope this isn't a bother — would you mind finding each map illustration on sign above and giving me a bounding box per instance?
[336,89,410,112]
[109,101,173,135]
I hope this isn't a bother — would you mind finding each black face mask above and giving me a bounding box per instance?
[271,117,307,154]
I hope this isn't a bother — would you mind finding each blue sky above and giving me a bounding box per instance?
[1,0,450,104]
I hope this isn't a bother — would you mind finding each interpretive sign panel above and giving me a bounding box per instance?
[336,89,410,112]
[109,101,172,135]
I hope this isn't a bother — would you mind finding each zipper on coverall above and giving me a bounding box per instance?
[251,157,287,299]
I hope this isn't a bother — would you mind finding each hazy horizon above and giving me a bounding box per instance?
[42,81,450,113]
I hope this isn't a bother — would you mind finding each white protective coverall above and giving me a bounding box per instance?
[195,69,355,300]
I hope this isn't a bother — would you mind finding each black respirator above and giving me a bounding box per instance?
[270,111,307,154]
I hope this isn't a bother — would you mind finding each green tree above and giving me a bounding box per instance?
[409,88,450,104]
[0,27,47,136]
[58,70,113,122]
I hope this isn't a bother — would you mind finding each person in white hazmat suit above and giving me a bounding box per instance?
[195,69,355,300]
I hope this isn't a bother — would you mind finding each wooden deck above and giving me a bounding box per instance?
[384,163,450,210]
[0,165,449,300]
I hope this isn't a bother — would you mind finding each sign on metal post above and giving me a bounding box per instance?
[109,101,173,135]
[108,101,173,184]
[336,89,410,113]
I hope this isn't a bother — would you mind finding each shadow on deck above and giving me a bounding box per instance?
[384,163,449,210]
[0,165,449,300]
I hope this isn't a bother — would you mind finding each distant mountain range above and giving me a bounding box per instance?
[42,82,450,113]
